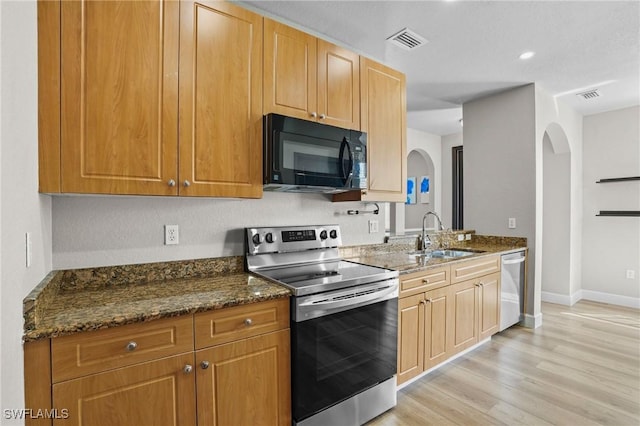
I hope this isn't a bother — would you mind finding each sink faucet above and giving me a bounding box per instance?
[421,211,444,252]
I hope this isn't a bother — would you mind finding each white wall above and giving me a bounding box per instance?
[582,106,640,306]
[441,132,463,229]
[52,194,384,269]
[1,1,53,422]
[463,85,538,319]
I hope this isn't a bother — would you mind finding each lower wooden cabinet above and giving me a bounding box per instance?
[397,257,501,386]
[196,329,291,426]
[26,299,291,426]
[53,353,197,426]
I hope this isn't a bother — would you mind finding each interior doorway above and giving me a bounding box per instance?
[452,146,463,229]
[541,123,572,302]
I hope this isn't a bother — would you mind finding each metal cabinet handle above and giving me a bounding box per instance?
[244,318,253,326]
[422,278,430,284]
[125,341,137,352]
[200,361,210,370]
[183,364,193,374]
[167,179,176,187]
[183,180,191,187]
[310,112,318,118]
[319,113,326,119]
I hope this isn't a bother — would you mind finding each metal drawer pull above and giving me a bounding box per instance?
[244,318,253,326]
[183,180,191,187]
[200,361,210,370]
[167,179,176,187]
[183,364,193,374]
[319,113,326,119]
[125,341,137,352]
[422,278,430,284]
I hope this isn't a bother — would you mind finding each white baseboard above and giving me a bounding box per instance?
[541,290,582,306]
[523,313,543,328]
[396,338,491,391]
[580,290,640,309]
[542,289,640,309]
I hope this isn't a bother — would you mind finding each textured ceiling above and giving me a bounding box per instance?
[241,0,640,135]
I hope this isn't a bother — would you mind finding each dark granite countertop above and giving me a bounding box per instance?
[23,257,291,342]
[341,233,527,275]
[23,233,526,342]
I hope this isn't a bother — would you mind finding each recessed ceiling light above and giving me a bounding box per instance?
[519,51,535,60]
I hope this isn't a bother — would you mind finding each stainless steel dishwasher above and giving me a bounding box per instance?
[500,250,526,331]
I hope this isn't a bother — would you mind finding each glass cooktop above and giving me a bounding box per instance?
[254,259,398,296]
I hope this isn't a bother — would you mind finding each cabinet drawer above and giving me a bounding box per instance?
[400,265,450,297]
[451,255,500,283]
[195,298,289,349]
[52,315,194,383]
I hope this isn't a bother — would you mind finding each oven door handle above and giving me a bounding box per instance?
[295,281,398,321]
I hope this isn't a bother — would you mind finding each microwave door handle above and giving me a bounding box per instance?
[341,138,354,188]
[338,138,347,183]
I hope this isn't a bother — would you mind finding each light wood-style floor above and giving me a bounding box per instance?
[369,301,640,426]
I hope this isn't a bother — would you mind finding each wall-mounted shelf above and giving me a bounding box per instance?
[596,176,640,183]
[596,211,640,217]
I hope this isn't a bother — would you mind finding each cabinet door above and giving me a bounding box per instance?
[424,286,449,370]
[397,294,424,385]
[448,280,478,355]
[53,353,196,426]
[60,0,180,195]
[359,58,407,202]
[179,1,263,198]
[478,272,501,340]
[317,40,360,130]
[264,19,317,121]
[196,329,291,426]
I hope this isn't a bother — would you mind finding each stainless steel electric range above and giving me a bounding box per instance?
[245,225,399,426]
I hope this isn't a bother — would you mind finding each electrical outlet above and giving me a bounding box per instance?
[627,270,636,279]
[25,232,32,268]
[368,220,379,234]
[508,218,516,229]
[457,234,464,241]
[165,225,179,245]
[465,233,472,241]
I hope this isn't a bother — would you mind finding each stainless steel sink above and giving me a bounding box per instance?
[408,248,483,259]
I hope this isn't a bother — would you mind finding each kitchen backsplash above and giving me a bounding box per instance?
[51,192,386,269]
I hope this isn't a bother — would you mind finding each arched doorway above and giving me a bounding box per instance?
[405,149,436,231]
[542,122,572,303]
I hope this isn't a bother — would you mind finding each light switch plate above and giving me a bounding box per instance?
[368,220,379,234]
[508,218,516,229]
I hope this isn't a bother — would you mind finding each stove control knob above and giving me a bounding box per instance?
[265,232,275,244]
[252,234,262,245]
[330,230,338,239]
[319,230,328,240]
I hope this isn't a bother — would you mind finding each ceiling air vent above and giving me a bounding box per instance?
[576,89,600,100]
[386,28,428,50]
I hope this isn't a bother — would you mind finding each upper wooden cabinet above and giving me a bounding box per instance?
[264,19,360,130]
[333,57,407,203]
[179,0,263,197]
[40,0,263,198]
[58,0,180,195]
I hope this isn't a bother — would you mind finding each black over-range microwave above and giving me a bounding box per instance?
[263,113,367,193]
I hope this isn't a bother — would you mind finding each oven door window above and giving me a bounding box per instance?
[276,131,350,187]
[291,298,398,422]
